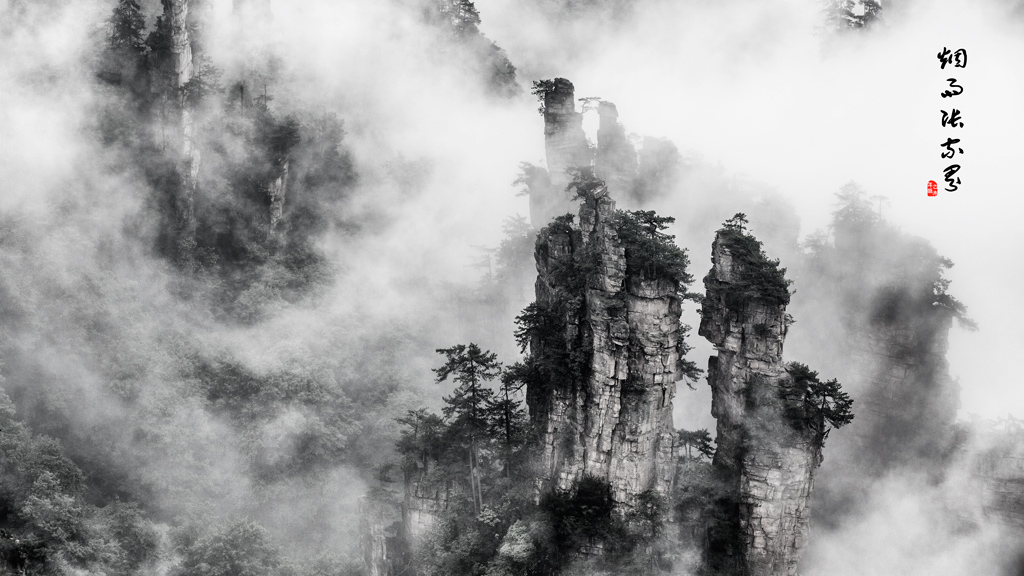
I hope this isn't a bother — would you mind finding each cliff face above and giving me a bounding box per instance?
[360,499,407,576]
[527,193,683,508]
[155,0,200,251]
[853,292,959,473]
[268,161,288,237]
[699,232,821,576]
[402,462,451,544]
[230,1,292,240]
[533,78,590,226]
[974,427,1024,530]
[595,101,637,200]
[789,213,964,502]
[531,79,678,229]
[162,0,194,87]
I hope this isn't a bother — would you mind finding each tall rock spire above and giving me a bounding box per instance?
[699,223,838,576]
[527,192,684,508]
[154,0,200,255]
[595,101,637,199]
[533,78,590,226]
[230,0,290,239]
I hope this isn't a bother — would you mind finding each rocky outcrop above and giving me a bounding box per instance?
[595,101,637,199]
[153,0,200,252]
[268,160,288,237]
[974,424,1024,529]
[699,231,821,576]
[533,78,590,226]
[530,79,677,227]
[527,192,683,508]
[852,296,959,473]
[360,499,407,576]
[790,215,964,489]
[403,466,452,544]
[161,0,194,88]
[230,1,292,239]
[359,460,450,576]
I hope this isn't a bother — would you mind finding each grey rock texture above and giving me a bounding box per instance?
[360,499,405,576]
[699,233,820,576]
[161,0,194,88]
[533,78,590,226]
[268,160,288,237]
[403,463,452,544]
[155,0,200,246]
[595,101,637,200]
[848,309,958,473]
[527,193,683,509]
[975,427,1024,530]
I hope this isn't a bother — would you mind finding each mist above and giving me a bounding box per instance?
[2,0,1023,574]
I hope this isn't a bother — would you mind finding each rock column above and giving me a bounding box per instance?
[699,233,821,576]
[533,78,590,226]
[158,0,200,250]
[528,193,683,508]
[595,101,637,200]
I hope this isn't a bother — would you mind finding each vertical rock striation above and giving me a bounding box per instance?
[154,0,200,252]
[267,160,288,238]
[360,498,407,576]
[161,0,194,88]
[402,462,452,544]
[533,78,590,226]
[527,192,683,508]
[699,230,821,576]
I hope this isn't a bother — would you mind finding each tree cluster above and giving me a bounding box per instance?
[0,388,160,576]
[780,362,855,443]
[712,213,792,309]
[424,0,520,97]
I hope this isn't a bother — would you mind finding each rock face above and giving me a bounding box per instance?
[161,0,194,88]
[360,458,450,576]
[527,192,683,508]
[529,79,672,229]
[852,299,958,474]
[533,78,590,226]
[268,160,288,237]
[230,1,291,239]
[360,499,407,576]
[402,462,452,544]
[595,101,637,200]
[699,232,821,576]
[154,0,200,251]
[786,217,964,525]
[974,426,1024,530]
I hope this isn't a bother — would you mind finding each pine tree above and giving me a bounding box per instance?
[108,0,147,55]
[438,0,482,38]
[434,343,502,512]
[487,368,528,477]
[435,344,500,438]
